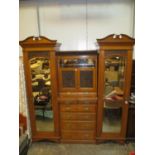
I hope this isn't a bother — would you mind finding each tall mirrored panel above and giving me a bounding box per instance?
[102,55,126,133]
[29,52,54,132]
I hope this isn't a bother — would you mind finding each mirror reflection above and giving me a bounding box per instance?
[102,102,122,133]
[102,56,125,133]
[29,57,54,132]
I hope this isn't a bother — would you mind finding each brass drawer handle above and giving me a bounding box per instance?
[84,107,89,111]
[65,101,72,104]
[66,124,72,128]
[84,134,89,137]
[83,101,89,104]
[66,115,71,119]
[65,107,71,110]
[85,116,89,119]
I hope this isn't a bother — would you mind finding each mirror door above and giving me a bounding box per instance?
[102,51,127,135]
[28,52,55,132]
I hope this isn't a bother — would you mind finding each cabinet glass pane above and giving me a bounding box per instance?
[80,70,93,88]
[60,58,95,68]
[29,53,54,132]
[62,71,75,87]
[102,55,126,133]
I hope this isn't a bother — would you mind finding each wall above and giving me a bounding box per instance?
[19,0,135,55]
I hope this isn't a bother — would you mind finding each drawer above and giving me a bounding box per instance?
[78,104,96,112]
[61,100,77,104]
[61,121,96,130]
[78,100,97,104]
[60,104,96,112]
[61,112,96,121]
[61,131,95,140]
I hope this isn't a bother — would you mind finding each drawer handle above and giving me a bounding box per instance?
[85,116,89,119]
[65,101,72,104]
[66,124,71,128]
[66,107,71,110]
[84,107,89,111]
[66,115,71,119]
[84,134,89,137]
[83,101,89,104]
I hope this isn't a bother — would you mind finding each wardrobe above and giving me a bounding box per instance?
[19,34,135,143]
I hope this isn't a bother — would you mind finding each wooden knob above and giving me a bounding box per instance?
[66,107,71,110]
[85,116,89,119]
[84,107,89,110]
[66,115,71,119]
[125,101,128,104]
[84,134,89,138]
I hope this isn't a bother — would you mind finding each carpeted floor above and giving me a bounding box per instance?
[28,142,134,155]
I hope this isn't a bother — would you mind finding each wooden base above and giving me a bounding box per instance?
[60,139,96,144]
[32,136,60,143]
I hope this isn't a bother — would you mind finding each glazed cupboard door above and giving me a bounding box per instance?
[78,56,97,92]
[58,55,97,96]
[20,36,60,142]
[96,34,135,142]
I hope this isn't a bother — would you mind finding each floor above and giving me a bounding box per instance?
[28,142,134,155]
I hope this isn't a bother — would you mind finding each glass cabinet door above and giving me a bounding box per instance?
[80,70,93,88]
[79,58,96,89]
[58,56,96,91]
[29,52,54,132]
[61,70,76,88]
[102,54,126,133]
[59,58,77,90]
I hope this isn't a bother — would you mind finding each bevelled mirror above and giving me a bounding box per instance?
[29,52,54,132]
[102,53,126,133]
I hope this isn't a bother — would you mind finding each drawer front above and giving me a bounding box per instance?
[60,104,96,112]
[61,131,95,140]
[78,100,96,104]
[61,121,95,130]
[61,112,96,121]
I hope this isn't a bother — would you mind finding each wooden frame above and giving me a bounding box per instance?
[19,35,134,143]
[96,34,135,143]
[19,36,60,142]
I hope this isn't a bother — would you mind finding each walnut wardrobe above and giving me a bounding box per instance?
[19,34,135,143]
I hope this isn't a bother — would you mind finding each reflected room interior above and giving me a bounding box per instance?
[29,56,54,132]
[102,56,125,133]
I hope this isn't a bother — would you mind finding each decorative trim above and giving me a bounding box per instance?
[19,36,58,48]
[97,34,135,46]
